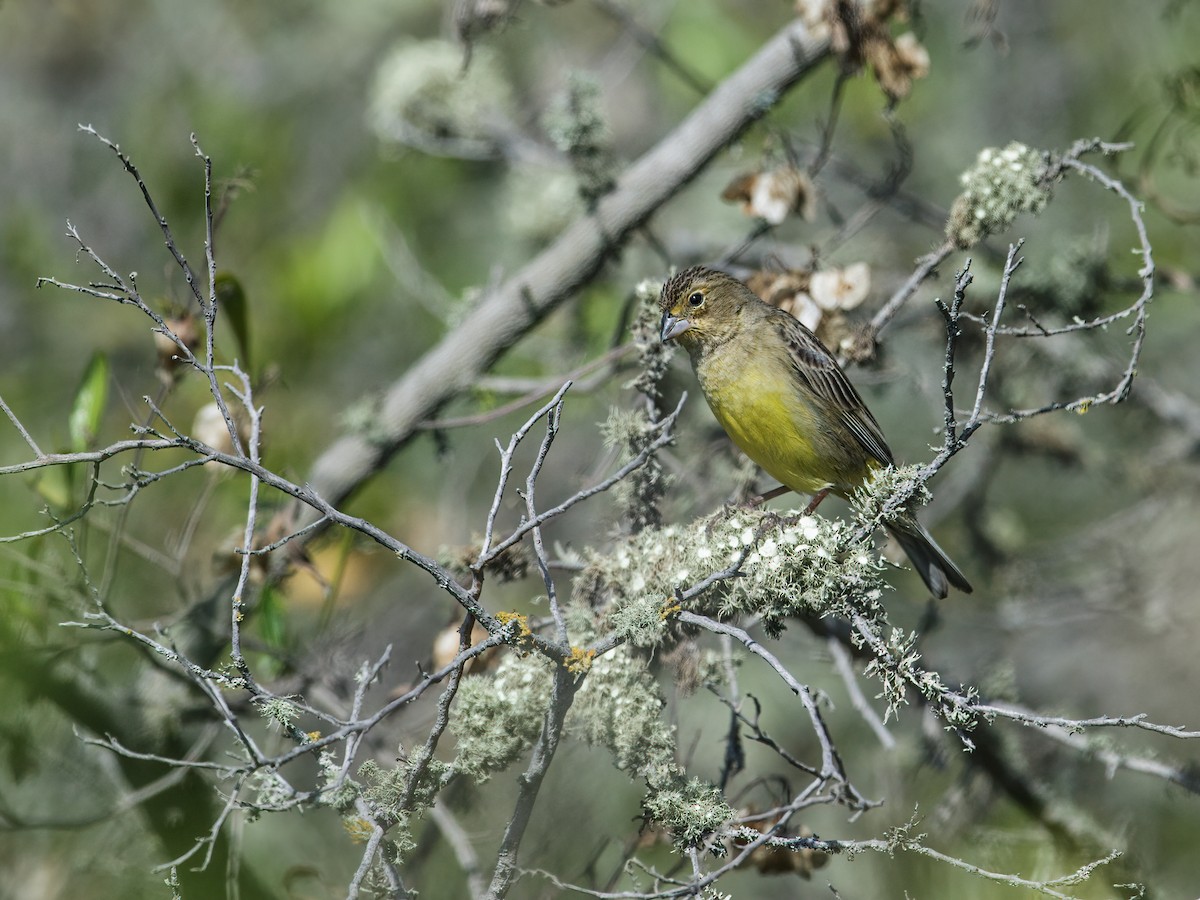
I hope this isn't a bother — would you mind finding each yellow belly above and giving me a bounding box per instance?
[696,349,870,495]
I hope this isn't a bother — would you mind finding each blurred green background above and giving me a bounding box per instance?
[2,1,1199,897]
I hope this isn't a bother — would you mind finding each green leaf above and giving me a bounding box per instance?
[33,462,74,510]
[68,352,109,452]
[257,583,287,650]
[215,271,251,371]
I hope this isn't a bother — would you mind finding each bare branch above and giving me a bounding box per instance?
[0,393,45,457]
[677,611,846,784]
[77,124,205,307]
[484,665,581,899]
[827,637,895,749]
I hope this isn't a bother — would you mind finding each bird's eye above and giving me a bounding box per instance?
[688,291,704,307]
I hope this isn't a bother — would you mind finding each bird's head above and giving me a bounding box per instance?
[658,266,748,351]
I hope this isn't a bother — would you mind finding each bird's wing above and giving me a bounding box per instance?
[775,312,895,467]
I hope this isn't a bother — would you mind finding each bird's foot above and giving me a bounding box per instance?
[744,484,791,508]
[803,488,831,515]
[765,488,833,531]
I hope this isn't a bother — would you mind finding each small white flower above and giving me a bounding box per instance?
[810,262,871,312]
[675,569,690,583]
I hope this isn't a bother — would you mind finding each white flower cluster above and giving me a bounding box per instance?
[947,142,1050,248]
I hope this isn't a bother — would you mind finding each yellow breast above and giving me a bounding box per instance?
[695,346,870,495]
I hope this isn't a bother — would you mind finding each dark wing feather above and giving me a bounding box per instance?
[774,312,895,467]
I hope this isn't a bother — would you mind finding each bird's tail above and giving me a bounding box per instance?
[886,515,973,599]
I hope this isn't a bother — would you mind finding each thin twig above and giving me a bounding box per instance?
[677,611,845,783]
[0,393,45,457]
[523,393,570,644]
[78,124,205,307]
[827,638,895,749]
[484,665,582,899]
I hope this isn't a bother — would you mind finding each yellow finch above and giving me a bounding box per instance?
[659,266,972,598]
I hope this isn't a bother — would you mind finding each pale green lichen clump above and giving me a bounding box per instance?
[849,464,932,530]
[601,406,668,533]
[544,71,616,204]
[368,39,512,151]
[642,775,733,848]
[600,281,674,532]
[451,652,554,780]
[590,509,886,642]
[448,507,891,848]
[451,641,733,846]
[946,142,1051,248]
[573,646,733,846]
[571,646,676,775]
[503,165,582,241]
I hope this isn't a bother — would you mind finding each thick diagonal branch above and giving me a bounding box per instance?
[304,19,830,513]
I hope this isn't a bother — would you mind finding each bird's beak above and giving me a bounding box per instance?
[660,312,692,343]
